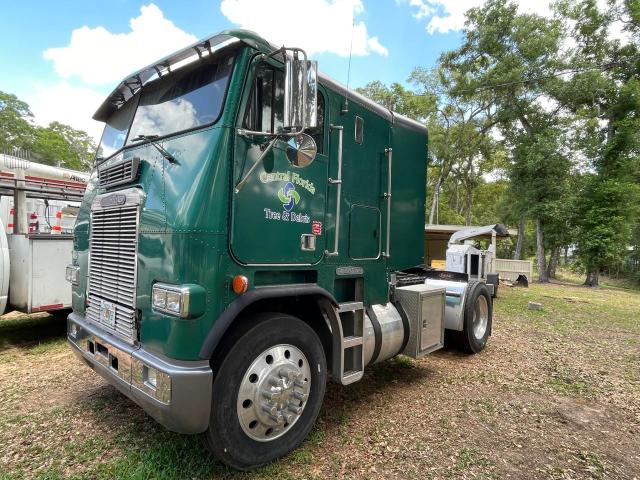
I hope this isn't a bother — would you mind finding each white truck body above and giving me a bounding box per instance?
[0,153,87,314]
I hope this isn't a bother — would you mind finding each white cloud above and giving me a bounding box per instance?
[26,82,106,141]
[43,4,197,86]
[403,0,552,34]
[403,0,630,40]
[220,0,388,56]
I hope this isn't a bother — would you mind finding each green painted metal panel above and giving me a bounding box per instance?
[230,141,328,264]
[349,205,381,259]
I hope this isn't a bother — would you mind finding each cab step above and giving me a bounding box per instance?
[335,301,364,385]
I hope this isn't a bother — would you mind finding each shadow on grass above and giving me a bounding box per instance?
[59,356,436,479]
[0,310,68,352]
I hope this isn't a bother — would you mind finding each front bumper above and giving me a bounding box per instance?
[67,312,212,434]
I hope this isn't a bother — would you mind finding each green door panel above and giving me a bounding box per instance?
[349,205,381,260]
[231,140,328,264]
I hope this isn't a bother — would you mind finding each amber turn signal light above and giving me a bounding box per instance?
[232,275,249,294]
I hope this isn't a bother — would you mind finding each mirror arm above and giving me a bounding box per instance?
[234,135,280,194]
[237,128,301,138]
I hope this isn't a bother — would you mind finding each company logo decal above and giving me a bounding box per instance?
[260,171,315,194]
[261,171,315,225]
[277,182,300,212]
[100,194,126,208]
[312,221,322,235]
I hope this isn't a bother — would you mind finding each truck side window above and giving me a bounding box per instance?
[244,63,325,154]
[243,64,284,133]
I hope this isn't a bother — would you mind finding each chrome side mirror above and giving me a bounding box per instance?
[286,133,317,168]
[284,50,318,131]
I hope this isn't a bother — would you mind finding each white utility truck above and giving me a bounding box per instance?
[0,153,88,313]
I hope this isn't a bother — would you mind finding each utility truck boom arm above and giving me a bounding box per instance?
[448,223,509,246]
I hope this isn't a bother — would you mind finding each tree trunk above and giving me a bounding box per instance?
[428,177,442,225]
[547,248,560,279]
[584,270,599,287]
[513,215,525,260]
[536,218,549,282]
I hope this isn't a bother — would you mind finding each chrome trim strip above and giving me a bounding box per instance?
[384,148,393,258]
[325,124,343,257]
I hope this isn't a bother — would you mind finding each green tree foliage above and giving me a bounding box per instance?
[0,90,95,170]
[551,0,640,285]
[440,0,571,281]
[358,0,639,286]
[0,91,35,151]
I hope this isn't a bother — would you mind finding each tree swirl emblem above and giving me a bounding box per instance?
[278,182,300,212]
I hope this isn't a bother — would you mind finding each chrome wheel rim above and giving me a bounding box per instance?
[472,295,489,340]
[237,344,311,442]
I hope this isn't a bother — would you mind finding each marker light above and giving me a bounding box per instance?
[65,265,80,285]
[145,366,158,388]
[232,275,249,294]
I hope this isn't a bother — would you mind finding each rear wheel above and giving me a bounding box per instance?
[205,313,326,470]
[459,281,492,353]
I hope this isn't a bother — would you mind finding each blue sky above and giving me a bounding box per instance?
[0,0,480,140]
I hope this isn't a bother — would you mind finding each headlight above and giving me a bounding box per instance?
[152,284,183,315]
[151,283,206,319]
[65,265,80,285]
[152,288,167,309]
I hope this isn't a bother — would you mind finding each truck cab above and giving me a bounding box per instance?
[66,29,492,470]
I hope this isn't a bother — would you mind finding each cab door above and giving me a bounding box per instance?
[230,60,328,265]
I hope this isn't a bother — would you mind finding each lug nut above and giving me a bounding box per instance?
[269,376,285,388]
[262,390,278,401]
[288,404,302,414]
[262,403,277,416]
[279,368,297,380]
[293,391,307,401]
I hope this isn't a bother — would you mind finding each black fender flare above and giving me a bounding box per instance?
[199,284,338,360]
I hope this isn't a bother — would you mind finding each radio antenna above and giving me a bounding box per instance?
[342,20,354,115]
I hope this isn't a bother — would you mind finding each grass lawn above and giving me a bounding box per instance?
[0,280,638,479]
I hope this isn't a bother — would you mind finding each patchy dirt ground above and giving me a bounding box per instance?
[0,282,639,479]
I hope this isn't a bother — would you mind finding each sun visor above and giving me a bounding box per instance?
[93,33,243,122]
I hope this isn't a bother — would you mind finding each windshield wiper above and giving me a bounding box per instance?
[131,135,177,164]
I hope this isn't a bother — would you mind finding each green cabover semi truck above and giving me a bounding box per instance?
[65,29,493,470]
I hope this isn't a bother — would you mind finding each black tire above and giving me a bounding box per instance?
[204,312,327,471]
[486,273,499,299]
[458,281,492,353]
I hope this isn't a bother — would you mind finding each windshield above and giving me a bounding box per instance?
[96,54,235,159]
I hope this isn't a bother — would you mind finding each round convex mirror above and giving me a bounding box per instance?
[286,133,317,168]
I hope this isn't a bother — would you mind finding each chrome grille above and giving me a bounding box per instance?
[87,202,139,341]
[98,157,139,188]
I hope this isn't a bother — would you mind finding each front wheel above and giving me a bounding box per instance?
[204,313,327,470]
